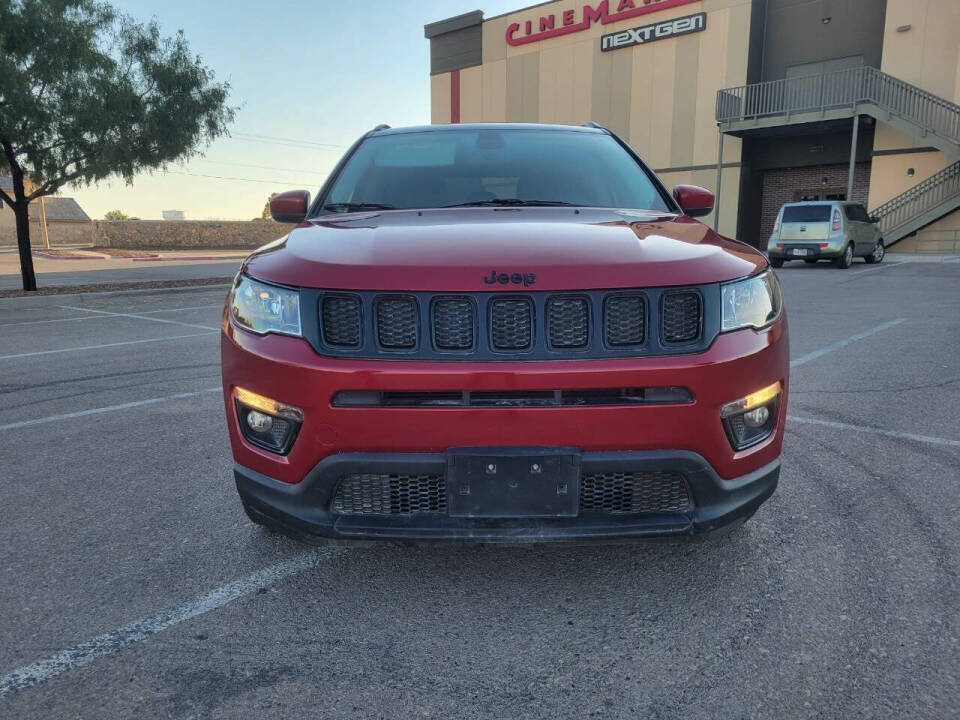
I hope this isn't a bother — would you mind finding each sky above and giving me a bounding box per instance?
[68,0,520,220]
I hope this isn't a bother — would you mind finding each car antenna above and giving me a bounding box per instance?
[372,124,391,132]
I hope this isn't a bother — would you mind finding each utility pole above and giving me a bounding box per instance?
[39,195,51,250]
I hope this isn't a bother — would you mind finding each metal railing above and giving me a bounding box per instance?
[716,66,960,147]
[871,160,960,240]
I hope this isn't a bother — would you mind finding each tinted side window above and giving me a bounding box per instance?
[844,205,869,222]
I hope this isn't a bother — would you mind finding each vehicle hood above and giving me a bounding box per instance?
[243,208,766,291]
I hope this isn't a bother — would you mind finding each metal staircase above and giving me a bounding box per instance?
[716,66,960,157]
[870,160,960,247]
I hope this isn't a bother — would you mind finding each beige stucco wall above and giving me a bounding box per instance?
[871,0,960,250]
[430,0,751,237]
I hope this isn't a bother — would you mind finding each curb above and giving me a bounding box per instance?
[0,279,233,308]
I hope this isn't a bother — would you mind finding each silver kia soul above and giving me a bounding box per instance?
[767,201,885,269]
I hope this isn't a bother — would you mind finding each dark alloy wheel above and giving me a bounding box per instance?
[865,239,885,264]
[834,243,854,269]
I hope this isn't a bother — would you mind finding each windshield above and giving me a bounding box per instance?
[782,205,832,222]
[319,128,672,213]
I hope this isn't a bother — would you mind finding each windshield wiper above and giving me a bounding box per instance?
[323,202,395,212]
[443,199,575,208]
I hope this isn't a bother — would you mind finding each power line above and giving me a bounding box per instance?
[164,170,317,187]
[192,158,330,175]
[230,132,348,150]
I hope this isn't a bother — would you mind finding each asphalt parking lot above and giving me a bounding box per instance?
[1,257,958,718]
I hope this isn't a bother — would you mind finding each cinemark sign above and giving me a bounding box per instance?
[601,12,706,51]
[506,0,701,46]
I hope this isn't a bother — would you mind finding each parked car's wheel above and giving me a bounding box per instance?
[833,244,854,269]
[864,238,885,264]
[769,257,784,268]
[804,259,818,264]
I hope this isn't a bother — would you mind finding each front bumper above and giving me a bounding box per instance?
[236,451,780,542]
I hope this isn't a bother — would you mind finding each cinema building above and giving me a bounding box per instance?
[424,0,960,252]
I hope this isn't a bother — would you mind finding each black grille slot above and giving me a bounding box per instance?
[490,297,533,350]
[547,297,589,349]
[433,297,474,350]
[580,471,692,514]
[376,296,418,349]
[321,295,362,347]
[605,294,646,346]
[662,292,701,344]
[331,474,446,515]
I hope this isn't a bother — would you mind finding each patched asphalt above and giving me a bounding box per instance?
[0,258,957,718]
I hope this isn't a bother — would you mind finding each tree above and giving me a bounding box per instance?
[0,0,234,290]
[104,209,129,220]
[260,193,277,221]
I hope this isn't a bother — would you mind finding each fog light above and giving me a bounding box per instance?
[246,410,273,432]
[743,406,770,428]
[721,382,781,450]
[234,387,302,455]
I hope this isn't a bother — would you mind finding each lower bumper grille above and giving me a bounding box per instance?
[331,473,446,515]
[330,470,692,516]
[580,471,691,514]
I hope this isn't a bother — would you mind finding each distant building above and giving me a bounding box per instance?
[162,210,186,221]
[1,173,93,246]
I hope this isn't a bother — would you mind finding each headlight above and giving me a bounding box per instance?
[721,270,782,333]
[230,274,301,337]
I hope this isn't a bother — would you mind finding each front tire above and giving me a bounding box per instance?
[864,238,885,264]
[833,243,854,269]
[769,257,784,268]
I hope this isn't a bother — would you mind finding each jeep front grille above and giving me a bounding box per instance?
[321,295,362,347]
[604,294,646,346]
[547,296,589,348]
[310,286,711,360]
[490,297,533,350]
[661,292,701,344]
[433,297,475,349]
[376,296,418,349]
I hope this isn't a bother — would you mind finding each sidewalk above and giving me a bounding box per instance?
[0,246,245,293]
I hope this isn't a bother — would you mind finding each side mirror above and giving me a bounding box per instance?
[270,190,311,223]
[869,215,881,224]
[673,185,714,218]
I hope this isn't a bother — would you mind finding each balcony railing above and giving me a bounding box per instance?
[871,161,960,240]
[717,66,960,148]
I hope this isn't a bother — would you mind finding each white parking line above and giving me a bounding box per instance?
[843,260,913,282]
[788,415,960,449]
[0,387,222,431]
[0,332,217,361]
[57,305,219,331]
[0,304,224,328]
[790,318,905,368]
[0,551,323,698]
[137,304,224,314]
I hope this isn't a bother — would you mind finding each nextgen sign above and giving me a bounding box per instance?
[601,12,706,51]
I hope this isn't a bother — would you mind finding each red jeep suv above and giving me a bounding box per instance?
[221,123,788,542]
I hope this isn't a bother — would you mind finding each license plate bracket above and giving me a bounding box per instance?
[446,448,580,518]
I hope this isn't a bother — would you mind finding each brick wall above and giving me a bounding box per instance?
[0,218,94,246]
[759,163,872,240]
[92,220,285,249]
